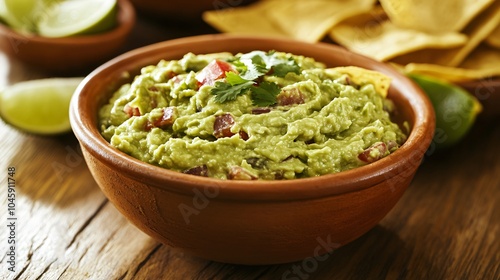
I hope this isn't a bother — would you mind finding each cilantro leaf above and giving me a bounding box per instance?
[250,81,281,107]
[250,55,268,72]
[238,54,268,81]
[240,51,300,77]
[231,60,247,74]
[272,63,300,77]
[240,62,265,81]
[212,80,254,103]
[225,71,249,86]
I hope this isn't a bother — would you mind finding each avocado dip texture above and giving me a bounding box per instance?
[99,51,407,180]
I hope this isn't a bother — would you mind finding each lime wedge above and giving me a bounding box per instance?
[37,0,117,37]
[0,77,84,135]
[409,74,482,150]
[1,0,38,31]
[4,0,37,21]
[0,1,7,24]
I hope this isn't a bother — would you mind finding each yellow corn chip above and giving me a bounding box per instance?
[486,24,500,48]
[325,66,392,97]
[329,8,467,61]
[379,0,494,33]
[202,0,287,37]
[402,44,500,82]
[266,0,376,42]
[390,1,500,67]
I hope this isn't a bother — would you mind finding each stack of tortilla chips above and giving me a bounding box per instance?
[203,0,500,83]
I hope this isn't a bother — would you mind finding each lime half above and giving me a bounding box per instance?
[0,77,84,135]
[37,0,117,37]
[409,74,482,150]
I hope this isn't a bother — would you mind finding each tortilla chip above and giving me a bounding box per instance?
[202,1,287,37]
[325,66,392,97]
[485,24,500,48]
[329,8,467,61]
[402,44,500,82]
[390,0,500,67]
[266,0,376,42]
[379,0,494,33]
[203,0,377,42]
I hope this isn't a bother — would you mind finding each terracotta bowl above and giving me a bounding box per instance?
[70,34,435,265]
[0,0,135,74]
[129,0,256,21]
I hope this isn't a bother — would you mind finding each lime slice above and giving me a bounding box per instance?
[37,0,117,38]
[409,74,482,150]
[0,77,84,135]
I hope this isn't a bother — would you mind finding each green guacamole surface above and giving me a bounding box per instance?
[99,51,407,180]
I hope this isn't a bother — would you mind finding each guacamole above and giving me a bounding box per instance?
[99,51,407,180]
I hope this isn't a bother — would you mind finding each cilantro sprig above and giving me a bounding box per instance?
[210,51,300,106]
[250,81,281,106]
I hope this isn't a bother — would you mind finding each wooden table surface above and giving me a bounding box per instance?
[1,13,499,280]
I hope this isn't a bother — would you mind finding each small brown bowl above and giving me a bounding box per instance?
[70,34,435,265]
[0,0,135,74]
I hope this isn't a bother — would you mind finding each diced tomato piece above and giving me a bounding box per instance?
[144,121,154,131]
[213,113,235,138]
[277,88,305,106]
[144,107,177,131]
[345,76,351,86]
[227,166,257,180]
[251,107,271,114]
[124,104,140,117]
[183,165,209,177]
[196,59,234,86]
[386,140,399,151]
[358,142,388,163]
[166,71,176,80]
[239,130,249,141]
[153,107,177,128]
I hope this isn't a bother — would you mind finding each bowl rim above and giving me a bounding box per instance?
[70,34,435,201]
[0,0,135,45]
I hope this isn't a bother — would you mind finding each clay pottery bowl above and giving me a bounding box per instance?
[0,0,135,74]
[70,34,435,265]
